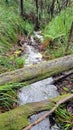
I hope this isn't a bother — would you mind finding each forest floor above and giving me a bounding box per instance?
[55,73,73,114]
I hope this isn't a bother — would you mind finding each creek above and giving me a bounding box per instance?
[18,31,60,130]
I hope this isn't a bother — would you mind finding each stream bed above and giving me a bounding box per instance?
[18,32,60,130]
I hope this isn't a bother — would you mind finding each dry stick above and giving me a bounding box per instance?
[53,69,73,83]
[23,94,73,130]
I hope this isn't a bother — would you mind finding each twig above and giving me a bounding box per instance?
[53,69,73,83]
[23,94,73,130]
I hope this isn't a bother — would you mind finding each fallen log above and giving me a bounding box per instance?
[0,93,73,130]
[0,54,73,86]
[23,93,73,130]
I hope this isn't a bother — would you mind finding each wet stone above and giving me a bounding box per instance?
[18,78,59,130]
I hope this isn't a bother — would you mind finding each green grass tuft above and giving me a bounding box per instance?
[55,105,73,130]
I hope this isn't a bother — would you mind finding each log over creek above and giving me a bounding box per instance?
[0,32,73,130]
[0,54,73,87]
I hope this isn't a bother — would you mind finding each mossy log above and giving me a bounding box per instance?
[0,54,73,86]
[0,93,73,130]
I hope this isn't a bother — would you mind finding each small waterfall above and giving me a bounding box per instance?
[24,44,43,65]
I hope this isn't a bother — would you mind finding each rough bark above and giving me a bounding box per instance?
[0,93,73,130]
[0,54,73,86]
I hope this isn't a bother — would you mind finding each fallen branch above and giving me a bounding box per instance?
[53,69,73,83]
[23,94,73,130]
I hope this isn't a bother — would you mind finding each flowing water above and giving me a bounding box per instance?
[18,32,60,130]
[24,44,43,65]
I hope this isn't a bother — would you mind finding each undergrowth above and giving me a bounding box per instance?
[42,7,73,58]
[0,81,26,112]
[0,1,33,111]
[55,105,73,130]
[0,88,17,111]
[0,55,25,73]
[42,8,73,40]
[0,2,34,71]
[0,5,33,52]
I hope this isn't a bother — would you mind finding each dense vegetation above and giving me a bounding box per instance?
[0,0,73,72]
[0,0,73,130]
[0,1,34,72]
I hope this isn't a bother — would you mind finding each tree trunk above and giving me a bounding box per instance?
[50,0,56,19]
[35,0,39,30]
[20,0,24,16]
[0,93,72,130]
[65,21,73,53]
[0,54,73,86]
[5,0,9,5]
[6,0,8,3]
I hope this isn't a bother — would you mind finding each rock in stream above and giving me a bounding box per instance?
[18,78,59,130]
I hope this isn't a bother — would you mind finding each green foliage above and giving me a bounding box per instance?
[24,0,36,14]
[15,57,24,69]
[47,42,65,58]
[0,88,17,110]
[55,105,73,130]
[0,55,24,71]
[23,20,34,35]
[0,56,14,71]
[0,4,34,52]
[42,7,73,59]
[0,81,26,111]
[42,8,73,40]
[0,2,34,71]
[0,81,26,110]
[0,82,26,92]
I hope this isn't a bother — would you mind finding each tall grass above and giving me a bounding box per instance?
[0,82,26,111]
[55,106,73,130]
[0,88,18,111]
